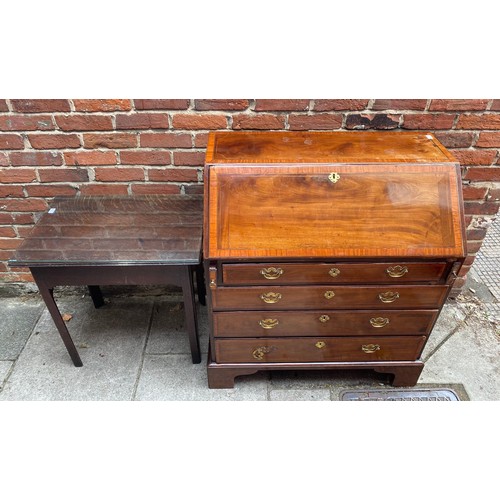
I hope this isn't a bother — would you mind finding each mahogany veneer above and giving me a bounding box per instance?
[204,131,466,388]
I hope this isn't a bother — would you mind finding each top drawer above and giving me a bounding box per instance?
[222,262,449,285]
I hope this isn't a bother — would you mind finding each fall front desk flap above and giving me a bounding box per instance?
[205,132,466,259]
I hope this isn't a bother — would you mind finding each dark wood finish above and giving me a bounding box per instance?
[207,365,261,389]
[30,264,186,286]
[213,310,439,337]
[214,336,427,363]
[204,131,466,388]
[10,195,204,366]
[12,195,203,266]
[33,280,83,367]
[206,350,425,389]
[222,261,449,285]
[195,263,207,306]
[30,265,202,365]
[88,285,105,308]
[211,285,449,311]
[374,364,425,387]
[182,266,201,364]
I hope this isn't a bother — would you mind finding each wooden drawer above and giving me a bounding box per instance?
[211,285,449,311]
[213,310,439,337]
[214,336,427,363]
[222,262,449,285]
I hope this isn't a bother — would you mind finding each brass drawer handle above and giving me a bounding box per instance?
[259,318,279,329]
[328,172,340,183]
[386,265,408,278]
[378,291,400,303]
[252,346,277,360]
[315,341,326,349]
[319,314,330,323]
[260,267,283,280]
[260,292,282,304]
[328,268,340,278]
[370,317,390,328]
[362,344,381,354]
[324,291,335,299]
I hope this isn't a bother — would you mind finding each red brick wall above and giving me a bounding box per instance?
[1,99,499,293]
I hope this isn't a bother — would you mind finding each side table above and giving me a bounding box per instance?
[9,195,205,366]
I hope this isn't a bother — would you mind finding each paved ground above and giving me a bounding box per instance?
[0,219,499,401]
[470,214,500,324]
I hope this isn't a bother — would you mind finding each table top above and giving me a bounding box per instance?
[10,195,203,267]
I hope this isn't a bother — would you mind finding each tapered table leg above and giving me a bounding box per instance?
[36,283,83,367]
[88,285,105,308]
[182,267,201,364]
[195,263,206,306]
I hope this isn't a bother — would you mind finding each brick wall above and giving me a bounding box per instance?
[1,99,499,294]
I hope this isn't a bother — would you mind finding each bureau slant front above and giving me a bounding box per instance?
[203,131,466,388]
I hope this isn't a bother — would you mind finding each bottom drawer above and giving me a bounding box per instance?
[214,336,426,363]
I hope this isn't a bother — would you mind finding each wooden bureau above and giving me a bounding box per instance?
[203,131,466,388]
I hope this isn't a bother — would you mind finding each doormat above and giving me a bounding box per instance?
[340,388,460,401]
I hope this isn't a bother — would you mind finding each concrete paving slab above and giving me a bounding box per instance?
[0,361,13,389]
[269,389,331,401]
[419,310,500,401]
[482,303,500,324]
[0,297,43,360]
[0,297,153,400]
[146,301,209,355]
[135,354,269,401]
[472,215,500,301]
[421,303,467,361]
[473,256,500,301]
[465,270,496,303]
[270,367,390,392]
[0,289,496,400]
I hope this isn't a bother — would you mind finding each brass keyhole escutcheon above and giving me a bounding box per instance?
[386,265,408,278]
[260,267,284,280]
[324,291,335,299]
[259,318,279,329]
[328,172,340,183]
[362,344,381,354]
[328,268,340,278]
[378,291,400,303]
[260,292,282,304]
[370,317,390,328]
[319,314,330,323]
[315,341,326,349]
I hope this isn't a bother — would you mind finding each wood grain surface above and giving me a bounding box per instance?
[206,131,457,164]
[222,261,449,285]
[213,309,439,337]
[211,284,449,310]
[214,335,427,363]
[206,164,464,259]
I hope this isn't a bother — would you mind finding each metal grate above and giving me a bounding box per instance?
[340,388,460,401]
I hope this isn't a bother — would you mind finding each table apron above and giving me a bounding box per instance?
[30,265,191,288]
